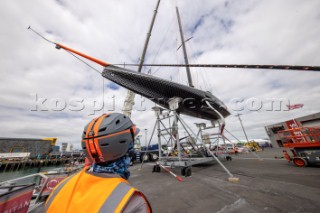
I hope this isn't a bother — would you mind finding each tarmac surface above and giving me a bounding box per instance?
[129,148,320,213]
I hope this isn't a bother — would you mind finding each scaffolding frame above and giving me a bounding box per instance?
[146,98,236,179]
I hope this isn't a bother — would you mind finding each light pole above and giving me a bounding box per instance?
[235,114,249,142]
[144,128,148,147]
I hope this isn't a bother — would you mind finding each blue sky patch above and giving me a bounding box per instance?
[106,83,120,90]
[191,16,205,34]
[270,80,284,89]
[55,0,65,7]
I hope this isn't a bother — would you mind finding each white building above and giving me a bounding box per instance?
[61,142,73,152]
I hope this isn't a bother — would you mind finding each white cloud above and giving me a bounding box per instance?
[0,0,319,149]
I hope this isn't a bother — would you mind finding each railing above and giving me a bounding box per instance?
[278,127,320,148]
[0,172,49,210]
[0,165,83,212]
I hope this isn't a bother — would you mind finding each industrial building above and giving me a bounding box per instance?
[0,137,56,159]
[265,112,320,147]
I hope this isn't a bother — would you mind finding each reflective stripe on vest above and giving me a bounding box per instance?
[99,182,134,213]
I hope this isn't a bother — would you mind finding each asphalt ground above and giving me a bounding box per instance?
[129,148,320,213]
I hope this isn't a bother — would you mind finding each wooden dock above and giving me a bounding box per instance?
[0,157,85,172]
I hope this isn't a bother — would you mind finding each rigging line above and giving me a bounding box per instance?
[186,41,208,90]
[110,63,320,72]
[149,14,175,75]
[224,128,242,143]
[189,43,209,90]
[64,50,102,75]
[28,26,55,45]
[151,2,179,76]
[28,26,102,75]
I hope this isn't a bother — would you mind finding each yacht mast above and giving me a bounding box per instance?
[176,7,194,88]
[122,0,161,117]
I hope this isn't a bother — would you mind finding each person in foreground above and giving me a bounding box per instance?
[44,113,152,213]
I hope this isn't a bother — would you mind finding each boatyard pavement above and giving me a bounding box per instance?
[129,148,320,213]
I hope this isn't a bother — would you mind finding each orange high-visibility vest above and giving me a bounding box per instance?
[44,168,151,213]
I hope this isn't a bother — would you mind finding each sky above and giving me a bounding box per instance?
[0,0,319,150]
